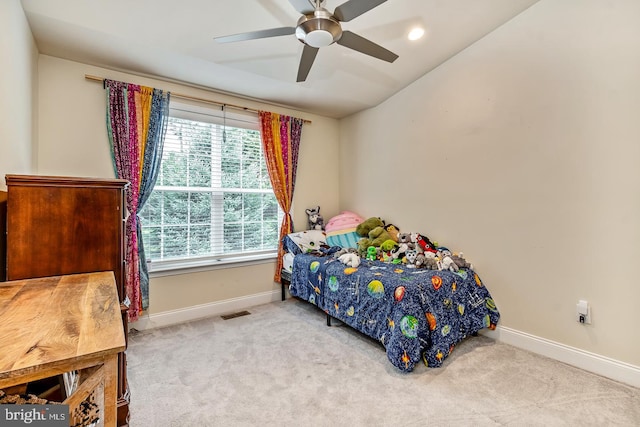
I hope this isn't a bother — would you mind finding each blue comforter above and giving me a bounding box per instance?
[289,254,500,372]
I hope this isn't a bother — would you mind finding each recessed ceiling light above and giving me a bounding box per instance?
[408,27,425,41]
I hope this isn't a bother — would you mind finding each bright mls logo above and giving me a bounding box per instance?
[1,405,68,426]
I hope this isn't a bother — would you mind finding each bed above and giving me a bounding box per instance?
[281,225,500,372]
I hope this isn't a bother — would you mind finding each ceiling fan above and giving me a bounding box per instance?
[214,0,399,82]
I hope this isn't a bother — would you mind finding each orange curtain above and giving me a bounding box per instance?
[259,111,304,282]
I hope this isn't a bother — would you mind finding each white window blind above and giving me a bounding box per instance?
[140,102,281,271]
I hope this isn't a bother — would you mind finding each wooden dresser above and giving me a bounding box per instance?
[4,174,131,426]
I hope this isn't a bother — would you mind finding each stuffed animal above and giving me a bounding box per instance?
[405,248,418,268]
[355,217,385,237]
[437,249,459,272]
[390,233,410,259]
[357,223,393,256]
[333,247,358,258]
[332,248,358,259]
[339,253,360,267]
[388,244,403,264]
[415,252,438,270]
[451,252,473,270]
[410,232,438,254]
[333,247,361,267]
[379,239,397,252]
[384,224,400,242]
[305,206,324,230]
[339,252,360,268]
[357,238,372,256]
[367,226,393,247]
[397,232,412,245]
[375,239,395,262]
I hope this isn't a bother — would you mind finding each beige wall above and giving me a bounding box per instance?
[340,0,640,367]
[0,0,38,189]
[36,55,341,316]
[10,0,639,370]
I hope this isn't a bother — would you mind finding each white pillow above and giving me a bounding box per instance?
[282,252,295,272]
[284,230,327,254]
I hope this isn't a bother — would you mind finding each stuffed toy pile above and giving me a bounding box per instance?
[323,213,474,272]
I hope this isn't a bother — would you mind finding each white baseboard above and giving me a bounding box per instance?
[481,326,640,389]
[131,289,282,331]
[131,291,639,389]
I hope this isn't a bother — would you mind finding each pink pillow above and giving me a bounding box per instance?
[325,211,364,233]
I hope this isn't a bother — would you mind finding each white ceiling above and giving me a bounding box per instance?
[21,0,539,119]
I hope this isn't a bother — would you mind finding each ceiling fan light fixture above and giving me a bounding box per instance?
[296,9,342,48]
[305,30,335,48]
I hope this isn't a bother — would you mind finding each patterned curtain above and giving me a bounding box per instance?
[105,79,170,321]
[258,111,304,282]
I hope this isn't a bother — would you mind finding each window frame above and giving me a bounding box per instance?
[144,101,281,276]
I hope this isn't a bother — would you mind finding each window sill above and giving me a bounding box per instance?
[148,252,278,278]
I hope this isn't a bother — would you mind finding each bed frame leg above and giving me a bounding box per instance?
[280,277,290,301]
[327,313,332,326]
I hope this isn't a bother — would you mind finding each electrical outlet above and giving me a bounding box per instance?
[576,300,591,324]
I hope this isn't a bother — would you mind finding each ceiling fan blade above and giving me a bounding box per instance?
[297,45,319,82]
[337,30,398,63]
[215,27,296,43]
[289,0,315,15]
[333,0,387,22]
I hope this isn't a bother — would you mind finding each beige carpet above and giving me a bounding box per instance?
[126,298,640,426]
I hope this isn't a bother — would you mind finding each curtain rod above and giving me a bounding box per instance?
[84,74,311,124]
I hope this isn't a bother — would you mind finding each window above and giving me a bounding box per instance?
[140,102,281,272]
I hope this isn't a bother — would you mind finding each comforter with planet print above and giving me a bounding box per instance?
[289,253,500,372]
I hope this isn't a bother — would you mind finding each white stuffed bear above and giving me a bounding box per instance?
[338,253,360,268]
[333,247,361,268]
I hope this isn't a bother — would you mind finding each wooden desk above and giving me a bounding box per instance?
[0,272,126,426]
